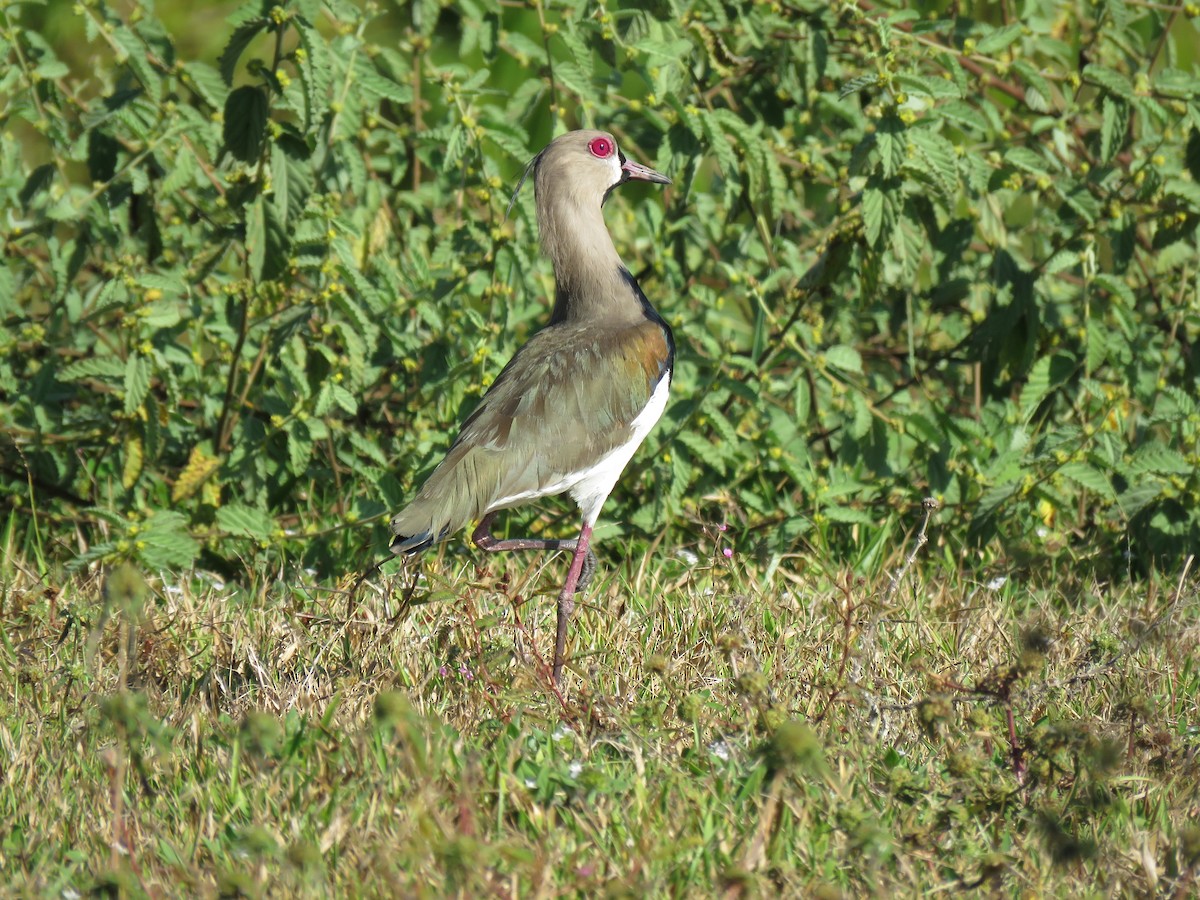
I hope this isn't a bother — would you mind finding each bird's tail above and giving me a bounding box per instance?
[389,527,442,555]
[388,487,469,556]
[389,446,501,555]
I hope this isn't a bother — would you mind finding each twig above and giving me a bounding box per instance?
[884,497,940,603]
[1004,700,1026,784]
[345,556,389,620]
[814,573,860,723]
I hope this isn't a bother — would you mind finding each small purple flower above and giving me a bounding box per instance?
[439,665,449,677]
[717,522,728,533]
[458,662,474,680]
[722,547,733,559]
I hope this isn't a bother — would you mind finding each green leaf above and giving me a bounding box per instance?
[223,85,269,164]
[247,195,290,282]
[1092,273,1135,307]
[87,129,120,185]
[938,100,990,133]
[182,61,227,109]
[976,475,1021,520]
[1085,318,1108,373]
[313,381,334,415]
[112,25,160,94]
[848,392,872,439]
[288,420,313,476]
[1187,129,1200,183]
[822,504,876,526]
[502,30,545,65]
[330,383,359,416]
[141,302,183,329]
[19,164,55,209]
[443,124,469,171]
[891,215,925,280]
[34,56,69,80]
[1117,483,1162,518]
[1005,146,1049,175]
[1164,178,1200,211]
[1019,353,1075,422]
[1154,68,1200,100]
[60,356,126,382]
[558,24,593,75]
[1058,462,1115,498]
[1156,386,1197,418]
[875,113,906,178]
[974,24,1023,56]
[862,184,886,246]
[159,147,196,194]
[1105,0,1129,28]
[824,344,863,374]
[839,73,877,100]
[1100,96,1127,164]
[226,0,272,27]
[909,129,958,195]
[1012,60,1052,113]
[353,54,412,104]
[1060,184,1099,223]
[219,19,268,86]
[1083,64,1133,98]
[698,109,739,186]
[1130,443,1191,476]
[1041,249,1078,277]
[272,133,313,225]
[678,431,726,475]
[139,512,200,569]
[124,354,151,415]
[293,16,330,129]
[217,503,276,541]
[637,37,693,64]
[895,73,961,100]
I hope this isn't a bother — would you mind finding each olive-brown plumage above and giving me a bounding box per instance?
[389,130,672,683]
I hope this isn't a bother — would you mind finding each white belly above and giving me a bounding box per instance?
[488,371,671,525]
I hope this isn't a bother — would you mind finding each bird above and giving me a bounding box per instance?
[389,129,673,684]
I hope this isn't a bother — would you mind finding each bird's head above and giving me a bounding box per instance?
[524,130,670,215]
[507,130,670,302]
[551,129,670,202]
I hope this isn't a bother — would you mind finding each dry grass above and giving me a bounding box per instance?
[1,533,1199,896]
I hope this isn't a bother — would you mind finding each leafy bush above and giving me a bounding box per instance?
[3,0,1199,580]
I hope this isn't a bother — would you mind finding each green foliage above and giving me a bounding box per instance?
[2,0,1199,577]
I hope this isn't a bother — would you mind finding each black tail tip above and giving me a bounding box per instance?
[391,531,434,555]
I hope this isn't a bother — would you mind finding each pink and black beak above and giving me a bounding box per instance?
[619,154,671,185]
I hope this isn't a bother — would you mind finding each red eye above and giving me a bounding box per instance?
[588,136,614,158]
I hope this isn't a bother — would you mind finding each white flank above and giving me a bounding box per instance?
[488,371,671,525]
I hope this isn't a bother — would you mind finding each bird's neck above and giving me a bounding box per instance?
[537,195,649,326]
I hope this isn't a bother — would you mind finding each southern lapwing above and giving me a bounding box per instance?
[389,129,673,684]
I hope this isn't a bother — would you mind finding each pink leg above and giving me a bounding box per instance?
[554,522,593,684]
[472,512,597,591]
[472,510,579,553]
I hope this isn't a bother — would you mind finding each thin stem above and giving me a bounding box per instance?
[884,497,940,603]
[216,22,288,452]
[534,0,561,125]
[214,289,252,453]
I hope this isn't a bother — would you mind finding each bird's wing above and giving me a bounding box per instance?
[390,318,671,550]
